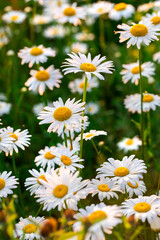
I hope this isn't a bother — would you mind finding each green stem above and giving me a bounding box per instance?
[91,139,103,162]
[63,128,68,148]
[79,75,88,159]
[12,154,17,176]
[147,111,151,147]
[42,92,48,106]
[143,222,147,240]
[35,204,43,217]
[99,16,106,51]
[139,48,144,160]
[157,174,160,195]
[69,131,73,150]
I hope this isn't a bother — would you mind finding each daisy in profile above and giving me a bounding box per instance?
[55,147,84,172]
[97,155,147,190]
[0,129,14,153]
[109,3,135,21]
[0,101,11,116]
[34,146,58,169]
[43,25,67,39]
[25,168,47,196]
[137,3,154,12]
[18,45,56,68]
[124,92,160,114]
[68,76,99,94]
[33,14,52,25]
[120,61,155,85]
[36,167,89,211]
[76,130,107,141]
[4,127,31,155]
[73,203,122,238]
[117,20,160,49]
[54,3,86,26]
[87,178,122,201]
[0,171,18,198]
[88,1,113,17]
[14,216,45,240]
[62,52,114,82]
[2,11,26,24]
[125,180,146,198]
[150,216,160,231]
[153,51,160,63]
[75,32,95,42]
[117,136,142,153]
[25,65,62,95]
[142,11,160,28]
[122,195,160,223]
[33,102,52,116]
[38,97,84,135]
[57,140,80,152]
[65,42,88,55]
[85,102,100,115]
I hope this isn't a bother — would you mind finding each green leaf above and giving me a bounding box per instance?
[131,119,140,130]
[130,226,143,240]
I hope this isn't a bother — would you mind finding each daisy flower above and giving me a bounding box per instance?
[117,136,142,153]
[76,130,107,141]
[0,129,14,153]
[33,102,52,116]
[73,203,122,238]
[4,127,31,155]
[2,11,26,24]
[18,45,56,68]
[120,61,155,85]
[122,195,160,223]
[65,42,88,55]
[150,216,160,231]
[36,167,89,211]
[55,147,84,172]
[153,51,160,63]
[124,93,160,113]
[109,3,135,21]
[125,180,146,198]
[0,101,11,116]
[88,1,113,17]
[85,102,100,115]
[34,146,58,169]
[116,20,160,49]
[43,25,67,39]
[25,168,47,196]
[0,171,18,198]
[68,76,99,94]
[97,155,147,190]
[142,11,160,28]
[75,32,95,42]
[54,3,86,26]
[62,52,114,82]
[87,178,122,201]
[137,3,154,12]
[57,140,80,152]
[38,97,84,136]
[14,216,45,240]
[25,65,62,95]
[33,14,52,25]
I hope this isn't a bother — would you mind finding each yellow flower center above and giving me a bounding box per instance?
[61,155,72,166]
[97,8,104,13]
[85,133,95,138]
[80,63,97,72]
[134,202,151,212]
[23,224,37,234]
[131,66,143,74]
[143,94,154,102]
[63,7,76,16]
[126,139,134,145]
[127,181,138,188]
[98,184,110,192]
[151,16,160,25]
[52,29,58,35]
[114,3,127,11]
[79,81,89,89]
[44,151,56,160]
[53,184,68,198]
[88,210,107,223]
[30,47,43,56]
[53,107,72,121]
[0,178,5,190]
[35,70,50,81]
[130,24,148,37]
[0,136,1,142]
[9,133,18,142]
[11,16,18,21]
[37,175,47,185]
[114,167,129,177]
[0,33,5,38]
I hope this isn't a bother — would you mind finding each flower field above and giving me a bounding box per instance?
[1,0,160,239]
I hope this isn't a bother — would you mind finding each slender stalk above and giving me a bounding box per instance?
[63,128,68,148]
[91,139,103,162]
[12,154,17,176]
[143,223,147,240]
[30,1,37,42]
[79,75,88,159]
[35,204,43,217]
[69,131,73,150]
[99,16,106,51]
[147,111,151,147]
[139,48,144,160]
[42,92,48,106]
[157,174,160,195]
